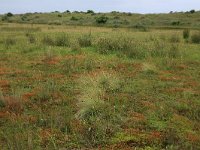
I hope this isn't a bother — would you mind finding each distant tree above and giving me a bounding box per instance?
[87,10,94,14]
[190,10,195,14]
[169,11,173,14]
[96,16,108,24]
[6,12,13,17]
[65,10,71,13]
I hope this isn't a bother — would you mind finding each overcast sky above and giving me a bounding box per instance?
[0,0,200,14]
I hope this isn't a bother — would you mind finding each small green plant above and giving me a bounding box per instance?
[191,32,200,44]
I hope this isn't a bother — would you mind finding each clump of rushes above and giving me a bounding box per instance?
[96,36,146,59]
[76,72,122,146]
[42,34,55,46]
[183,29,190,40]
[78,33,92,47]
[191,32,200,44]
[4,37,16,48]
[70,39,81,52]
[55,33,70,47]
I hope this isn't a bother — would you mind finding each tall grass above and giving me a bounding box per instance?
[96,36,146,59]
[191,32,200,44]
[76,72,122,146]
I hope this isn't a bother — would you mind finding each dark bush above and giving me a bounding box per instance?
[96,16,108,24]
[190,10,195,14]
[6,12,13,17]
[70,16,79,21]
[171,21,180,26]
[87,10,94,14]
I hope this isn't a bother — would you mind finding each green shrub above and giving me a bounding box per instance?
[70,16,79,21]
[6,12,13,17]
[183,29,190,39]
[55,33,70,47]
[171,21,180,26]
[78,34,92,47]
[96,16,108,24]
[191,32,200,44]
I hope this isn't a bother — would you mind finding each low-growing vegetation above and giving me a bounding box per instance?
[0,21,200,149]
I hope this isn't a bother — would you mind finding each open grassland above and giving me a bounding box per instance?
[0,23,200,149]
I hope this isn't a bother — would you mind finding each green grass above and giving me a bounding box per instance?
[0,23,200,149]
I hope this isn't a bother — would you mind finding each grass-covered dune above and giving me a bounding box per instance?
[0,23,200,149]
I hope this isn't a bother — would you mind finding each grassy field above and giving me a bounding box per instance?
[0,23,200,149]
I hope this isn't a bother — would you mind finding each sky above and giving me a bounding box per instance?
[0,0,200,14]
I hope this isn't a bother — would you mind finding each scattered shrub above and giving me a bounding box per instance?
[183,29,190,39]
[191,32,200,44]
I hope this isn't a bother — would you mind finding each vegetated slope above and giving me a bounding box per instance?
[0,11,200,29]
